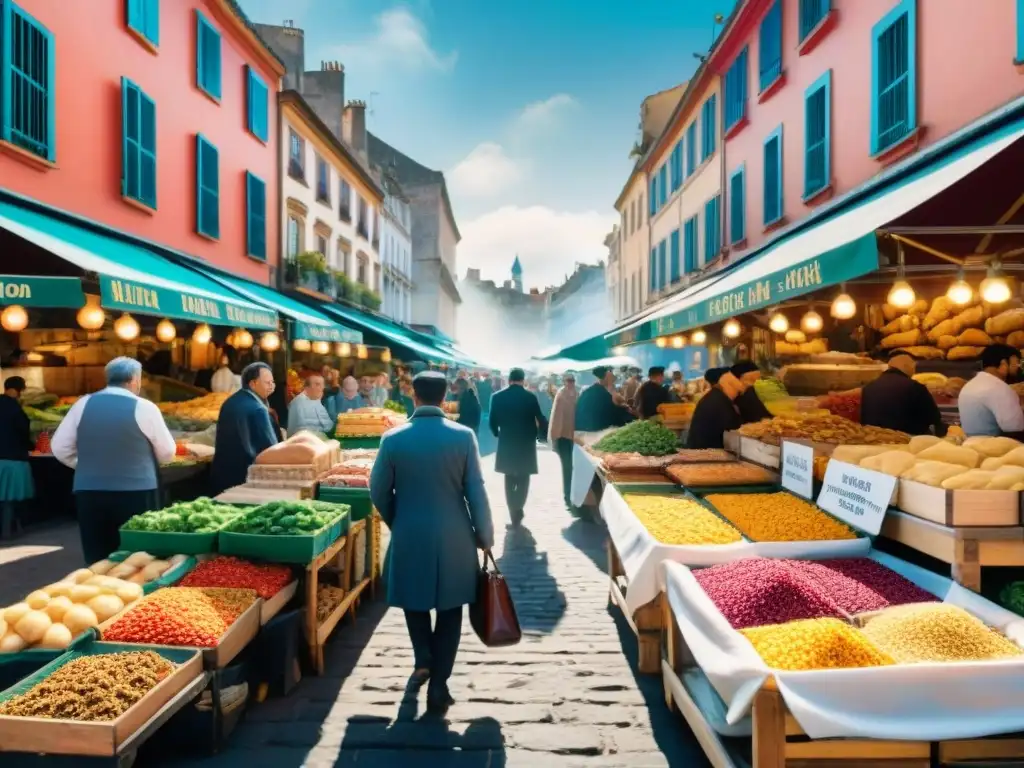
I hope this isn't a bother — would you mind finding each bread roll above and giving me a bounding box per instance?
[894,346,944,360]
[946,346,985,361]
[882,329,925,349]
[923,296,954,330]
[915,443,981,469]
[957,328,993,346]
[985,308,1024,336]
[936,335,959,350]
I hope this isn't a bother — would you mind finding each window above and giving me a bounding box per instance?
[356,197,368,239]
[701,95,716,162]
[357,254,368,285]
[649,248,657,293]
[658,240,667,290]
[649,176,657,216]
[339,179,352,222]
[683,216,698,274]
[243,172,266,260]
[288,130,304,180]
[669,229,681,283]
[1,2,55,161]
[724,47,748,131]
[640,192,646,223]
[658,164,668,208]
[763,125,784,226]
[704,195,721,263]
[287,216,301,257]
[195,134,219,239]
[871,0,917,155]
[1018,0,1024,63]
[315,155,330,204]
[126,0,159,47]
[246,66,268,142]
[759,0,783,93]
[804,70,832,198]
[729,166,745,245]
[371,208,380,250]
[195,10,221,101]
[685,122,696,177]
[671,140,683,192]
[799,0,831,42]
[315,234,327,256]
[121,78,156,209]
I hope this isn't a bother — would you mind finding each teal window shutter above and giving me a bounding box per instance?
[195,10,222,101]
[683,216,698,274]
[1,2,56,161]
[658,164,668,207]
[669,229,680,283]
[649,248,657,292]
[724,47,748,131]
[763,125,784,226]
[1018,0,1024,63]
[704,196,721,263]
[196,134,220,238]
[799,0,830,43]
[804,70,831,199]
[685,122,696,177]
[870,0,917,155]
[121,78,157,209]
[701,96,717,161]
[649,177,657,216]
[658,240,667,289]
[671,140,683,191]
[759,0,783,92]
[246,66,269,142]
[127,0,160,47]
[729,166,745,245]
[246,172,266,260]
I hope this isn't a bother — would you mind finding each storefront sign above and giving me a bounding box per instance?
[100,277,277,329]
[816,459,896,536]
[292,320,363,344]
[781,441,814,500]
[0,275,84,308]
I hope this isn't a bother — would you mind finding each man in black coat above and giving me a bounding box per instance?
[635,366,671,419]
[861,353,946,436]
[455,378,482,433]
[489,368,547,525]
[686,368,742,449]
[575,366,635,432]
[210,362,280,495]
[730,360,772,423]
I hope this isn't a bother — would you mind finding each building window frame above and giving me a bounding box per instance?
[1,0,55,163]
[799,0,831,43]
[356,196,369,239]
[724,47,748,133]
[195,133,220,239]
[669,229,681,284]
[763,124,784,228]
[685,122,697,177]
[729,164,746,246]
[288,129,305,181]
[870,0,917,156]
[758,0,783,95]
[804,69,832,200]
[126,0,160,49]
[670,140,683,192]
[658,239,667,290]
[121,77,157,210]
[287,215,302,258]
[339,179,352,222]
[195,9,222,102]
[315,154,330,205]
[658,164,668,208]
[649,247,657,293]
[246,66,268,143]
[245,171,266,261]
[700,95,717,162]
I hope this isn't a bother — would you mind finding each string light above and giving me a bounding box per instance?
[113,313,140,341]
[887,279,916,309]
[768,312,789,334]
[981,265,1012,304]
[671,335,685,349]
[336,342,352,357]
[723,319,741,338]
[76,297,105,330]
[234,329,253,349]
[192,323,212,345]
[312,341,331,355]
[690,329,707,344]
[831,292,857,320]
[1,305,28,332]
[156,319,176,343]
[655,337,667,348]
[260,332,281,351]
[801,310,823,333]
[293,339,311,352]
[356,344,368,359]
[946,273,973,306]
[381,348,392,362]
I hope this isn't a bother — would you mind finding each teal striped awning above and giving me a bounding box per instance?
[320,303,456,364]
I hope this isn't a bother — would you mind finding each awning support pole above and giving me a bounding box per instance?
[888,234,964,266]
[977,192,1024,254]
[883,225,1024,235]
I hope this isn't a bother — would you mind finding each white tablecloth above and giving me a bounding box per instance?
[663,551,1024,740]
[570,443,601,507]
[601,483,870,614]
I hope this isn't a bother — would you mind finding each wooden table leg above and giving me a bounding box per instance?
[369,510,380,600]
[305,558,320,674]
[752,684,786,768]
[953,538,982,592]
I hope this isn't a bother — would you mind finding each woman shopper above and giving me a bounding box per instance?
[548,372,579,510]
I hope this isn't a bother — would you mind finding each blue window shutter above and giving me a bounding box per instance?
[686,123,696,177]
[246,66,269,142]
[704,196,721,263]
[1018,0,1024,63]
[799,0,830,42]
[649,177,657,216]
[649,249,657,292]
[196,135,220,238]
[700,97,717,161]
[763,125,784,226]
[870,0,917,155]
[729,166,745,245]
[196,10,222,101]
[724,47,748,131]
[658,164,668,207]
[139,91,156,208]
[683,216,698,274]
[2,4,56,161]
[670,230,680,283]
[804,70,831,199]
[759,0,783,93]
[246,172,267,260]
[121,78,156,209]
[127,0,160,46]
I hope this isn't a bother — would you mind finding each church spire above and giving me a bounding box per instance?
[511,256,523,292]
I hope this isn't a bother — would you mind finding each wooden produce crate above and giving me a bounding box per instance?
[219,511,348,565]
[214,486,310,504]
[606,536,663,675]
[0,643,204,757]
[897,479,1021,527]
[260,580,298,625]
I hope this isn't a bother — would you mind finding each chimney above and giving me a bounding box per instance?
[342,99,367,162]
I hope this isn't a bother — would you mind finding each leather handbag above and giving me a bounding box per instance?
[469,550,522,647]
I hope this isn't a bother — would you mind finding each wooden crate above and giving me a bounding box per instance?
[260,580,298,625]
[897,479,1021,527]
[607,537,662,675]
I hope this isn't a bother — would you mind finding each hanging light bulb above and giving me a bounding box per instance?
[312,341,330,355]
[113,313,140,341]
[156,319,176,343]
[831,291,857,319]
[293,338,311,352]
[768,311,789,334]
[381,348,392,363]
[336,342,352,357]
[785,329,807,344]
[801,309,823,334]
[981,264,1012,304]
[655,337,667,348]
[76,296,105,330]
[887,279,916,309]
[260,332,281,351]
[946,272,974,306]
[1,304,28,332]
[723,319,741,338]
[192,323,212,345]
[671,335,684,349]
[235,329,253,349]
[691,329,707,345]
[356,344,368,359]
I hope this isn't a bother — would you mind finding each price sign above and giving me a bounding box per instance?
[816,460,897,536]
[780,441,814,500]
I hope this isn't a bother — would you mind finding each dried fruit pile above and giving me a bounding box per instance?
[625,494,742,546]
[788,559,938,614]
[317,585,346,622]
[102,587,256,647]
[178,557,293,599]
[0,651,172,721]
[704,493,856,542]
[738,414,909,446]
[740,618,895,671]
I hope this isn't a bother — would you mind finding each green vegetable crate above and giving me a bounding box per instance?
[218,511,349,564]
[337,436,381,450]
[119,528,221,556]
[316,486,373,521]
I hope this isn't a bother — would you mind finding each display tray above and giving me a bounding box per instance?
[316,486,373,521]
[336,436,382,449]
[260,580,298,625]
[604,470,673,484]
[739,436,780,469]
[897,478,1021,527]
[218,512,348,565]
[107,550,197,594]
[118,527,222,557]
[0,642,203,757]
[316,577,371,646]
[214,485,310,504]
[665,461,780,488]
[246,463,319,484]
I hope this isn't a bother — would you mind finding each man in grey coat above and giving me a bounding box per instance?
[370,370,494,714]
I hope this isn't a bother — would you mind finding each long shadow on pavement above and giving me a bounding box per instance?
[0,520,82,605]
[495,524,567,634]
[561,516,608,574]
[335,711,506,767]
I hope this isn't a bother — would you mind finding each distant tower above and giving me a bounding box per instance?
[511,255,523,293]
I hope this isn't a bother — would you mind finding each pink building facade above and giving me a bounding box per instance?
[713,0,1024,257]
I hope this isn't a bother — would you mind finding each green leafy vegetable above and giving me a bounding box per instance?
[1000,582,1024,616]
[593,420,679,457]
[122,498,242,533]
[223,501,349,535]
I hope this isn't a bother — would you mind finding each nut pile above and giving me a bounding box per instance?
[704,492,856,542]
[624,494,742,546]
[860,603,1023,663]
[789,559,938,613]
[317,585,346,622]
[0,651,172,721]
[740,618,894,671]
[102,587,256,647]
[738,414,910,446]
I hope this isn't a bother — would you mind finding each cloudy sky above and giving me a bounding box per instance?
[239,0,734,290]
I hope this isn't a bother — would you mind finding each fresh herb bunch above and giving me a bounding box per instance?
[593,420,679,456]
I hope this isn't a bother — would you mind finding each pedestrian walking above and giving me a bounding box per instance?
[548,372,579,510]
[370,371,494,714]
[51,357,176,562]
[455,378,482,433]
[210,362,279,496]
[489,368,547,526]
[0,376,35,538]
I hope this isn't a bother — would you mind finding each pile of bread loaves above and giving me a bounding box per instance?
[874,297,1024,360]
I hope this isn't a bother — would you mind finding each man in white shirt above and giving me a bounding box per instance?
[210,355,240,394]
[958,344,1024,437]
[287,374,333,435]
[52,357,177,562]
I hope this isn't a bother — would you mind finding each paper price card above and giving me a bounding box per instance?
[780,441,814,500]
[816,459,896,536]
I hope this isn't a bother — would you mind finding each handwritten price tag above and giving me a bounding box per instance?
[780,441,814,500]
[816,459,896,536]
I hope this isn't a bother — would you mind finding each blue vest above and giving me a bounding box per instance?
[73,393,159,492]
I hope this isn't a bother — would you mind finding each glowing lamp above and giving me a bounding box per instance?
[156,319,177,343]
[234,329,253,349]
[1,305,28,332]
[655,337,667,348]
[293,339,311,352]
[113,313,140,341]
[336,342,352,357]
[887,280,916,309]
[946,278,973,306]
[76,297,105,330]
[801,310,823,334]
[312,341,331,355]
[671,335,685,349]
[260,332,281,352]
[831,293,857,320]
[356,344,368,359]
[690,329,707,345]
[981,273,1012,304]
[192,323,212,345]
[768,312,789,334]
[381,348,392,362]
[723,319,741,339]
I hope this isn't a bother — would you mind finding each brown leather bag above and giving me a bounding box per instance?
[469,550,522,647]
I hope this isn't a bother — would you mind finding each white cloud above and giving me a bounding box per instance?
[458,206,616,289]
[513,94,577,133]
[334,8,457,74]
[448,142,524,198]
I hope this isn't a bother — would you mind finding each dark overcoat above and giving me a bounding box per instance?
[489,385,547,476]
[210,389,278,494]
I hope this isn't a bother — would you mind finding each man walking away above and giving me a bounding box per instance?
[370,371,493,715]
[455,378,482,433]
[52,357,176,562]
[548,372,579,510]
[489,368,547,526]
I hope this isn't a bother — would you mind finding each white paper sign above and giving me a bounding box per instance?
[780,441,814,500]
[816,459,896,536]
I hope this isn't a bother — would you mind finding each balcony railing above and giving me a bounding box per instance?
[283,256,382,311]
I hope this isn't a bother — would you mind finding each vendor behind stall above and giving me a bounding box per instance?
[51,358,176,562]
[575,366,635,432]
[731,360,772,423]
[861,352,946,436]
[635,366,671,419]
[327,376,369,420]
[210,354,241,394]
[686,368,742,450]
[210,362,279,495]
[287,374,333,436]
[958,344,1024,437]
[0,376,34,538]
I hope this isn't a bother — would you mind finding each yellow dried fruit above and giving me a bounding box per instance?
[704,492,856,542]
[740,617,893,671]
[859,603,1023,663]
[624,494,742,545]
